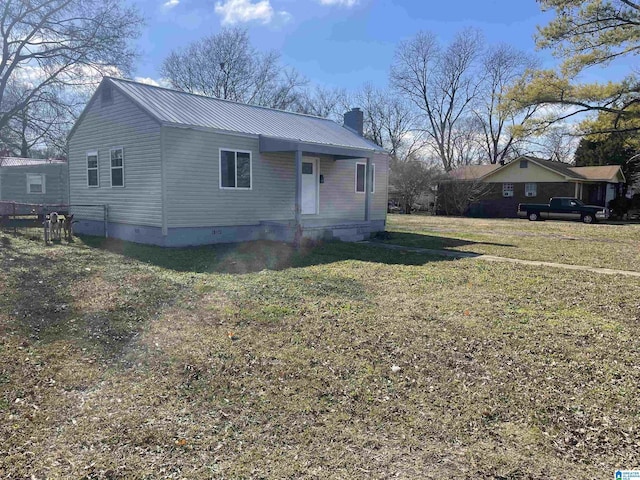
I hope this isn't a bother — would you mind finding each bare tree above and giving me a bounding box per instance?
[516,123,578,163]
[474,44,540,164]
[436,177,492,216]
[0,80,80,156]
[0,0,143,139]
[353,84,425,159]
[389,156,440,214]
[391,29,484,171]
[293,85,348,121]
[162,27,306,110]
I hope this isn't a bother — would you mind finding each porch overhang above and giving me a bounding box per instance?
[259,135,377,159]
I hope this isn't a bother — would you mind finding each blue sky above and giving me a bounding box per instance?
[131,0,616,90]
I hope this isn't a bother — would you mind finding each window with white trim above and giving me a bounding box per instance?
[220,149,251,189]
[87,151,99,187]
[370,163,375,193]
[502,183,514,197]
[356,162,374,193]
[525,182,537,197]
[355,163,366,193]
[27,174,45,194]
[110,147,124,187]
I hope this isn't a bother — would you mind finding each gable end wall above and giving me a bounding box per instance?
[68,86,163,227]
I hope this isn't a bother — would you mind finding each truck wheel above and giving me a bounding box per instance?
[582,214,595,224]
[528,212,539,221]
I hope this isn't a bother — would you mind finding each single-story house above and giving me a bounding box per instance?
[0,157,68,207]
[439,156,625,217]
[68,77,389,246]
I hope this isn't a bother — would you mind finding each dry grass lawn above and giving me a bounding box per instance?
[1,221,639,479]
[385,214,640,272]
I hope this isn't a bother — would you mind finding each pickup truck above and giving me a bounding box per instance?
[518,197,609,223]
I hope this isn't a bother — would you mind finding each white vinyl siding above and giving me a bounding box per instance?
[27,173,45,194]
[110,147,124,187]
[87,151,99,187]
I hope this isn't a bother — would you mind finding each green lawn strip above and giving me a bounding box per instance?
[1,234,639,478]
[385,214,640,271]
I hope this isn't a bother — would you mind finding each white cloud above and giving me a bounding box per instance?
[214,0,290,25]
[135,77,160,87]
[162,0,180,9]
[318,0,358,6]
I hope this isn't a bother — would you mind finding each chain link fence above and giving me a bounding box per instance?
[0,202,107,243]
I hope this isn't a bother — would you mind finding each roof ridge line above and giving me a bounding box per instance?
[105,76,342,124]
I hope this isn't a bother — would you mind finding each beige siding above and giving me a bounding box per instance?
[487,161,566,183]
[164,127,295,227]
[371,152,389,221]
[164,126,389,227]
[318,153,388,222]
[68,87,163,226]
[318,156,363,220]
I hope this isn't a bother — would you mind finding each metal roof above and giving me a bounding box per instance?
[107,77,385,153]
[0,157,67,167]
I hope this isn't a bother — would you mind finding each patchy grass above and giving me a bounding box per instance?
[385,214,640,272]
[1,232,640,479]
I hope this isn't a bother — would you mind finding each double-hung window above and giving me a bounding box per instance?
[87,151,99,187]
[110,147,124,187]
[355,162,375,193]
[27,174,45,194]
[502,183,514,197]
[525,183,537,197]
[220,149,251,189]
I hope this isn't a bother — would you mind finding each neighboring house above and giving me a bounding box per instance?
[0,157,68,206]
[440,156,625,218]
[68,77,389,246]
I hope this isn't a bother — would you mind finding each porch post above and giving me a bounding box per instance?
[364,157,371,221]
[295,148,303,225]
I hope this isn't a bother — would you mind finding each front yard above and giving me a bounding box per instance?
[386,214,640,272]
[1,218,639,478]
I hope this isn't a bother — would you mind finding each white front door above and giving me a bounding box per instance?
[301,157,318,215]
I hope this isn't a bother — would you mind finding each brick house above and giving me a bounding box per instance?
[439,156,625,218]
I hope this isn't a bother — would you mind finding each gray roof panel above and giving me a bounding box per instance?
[108,77,385,153]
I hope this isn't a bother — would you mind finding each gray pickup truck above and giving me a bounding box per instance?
[517,197,609,223]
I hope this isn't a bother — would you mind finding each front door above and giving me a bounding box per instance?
[301,157,318,215]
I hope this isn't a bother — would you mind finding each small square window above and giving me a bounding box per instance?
[220,149,252,190]
[302,162,313,175]
[520,159,528,168]
[27,174,45,194]
[525,183,537,197]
